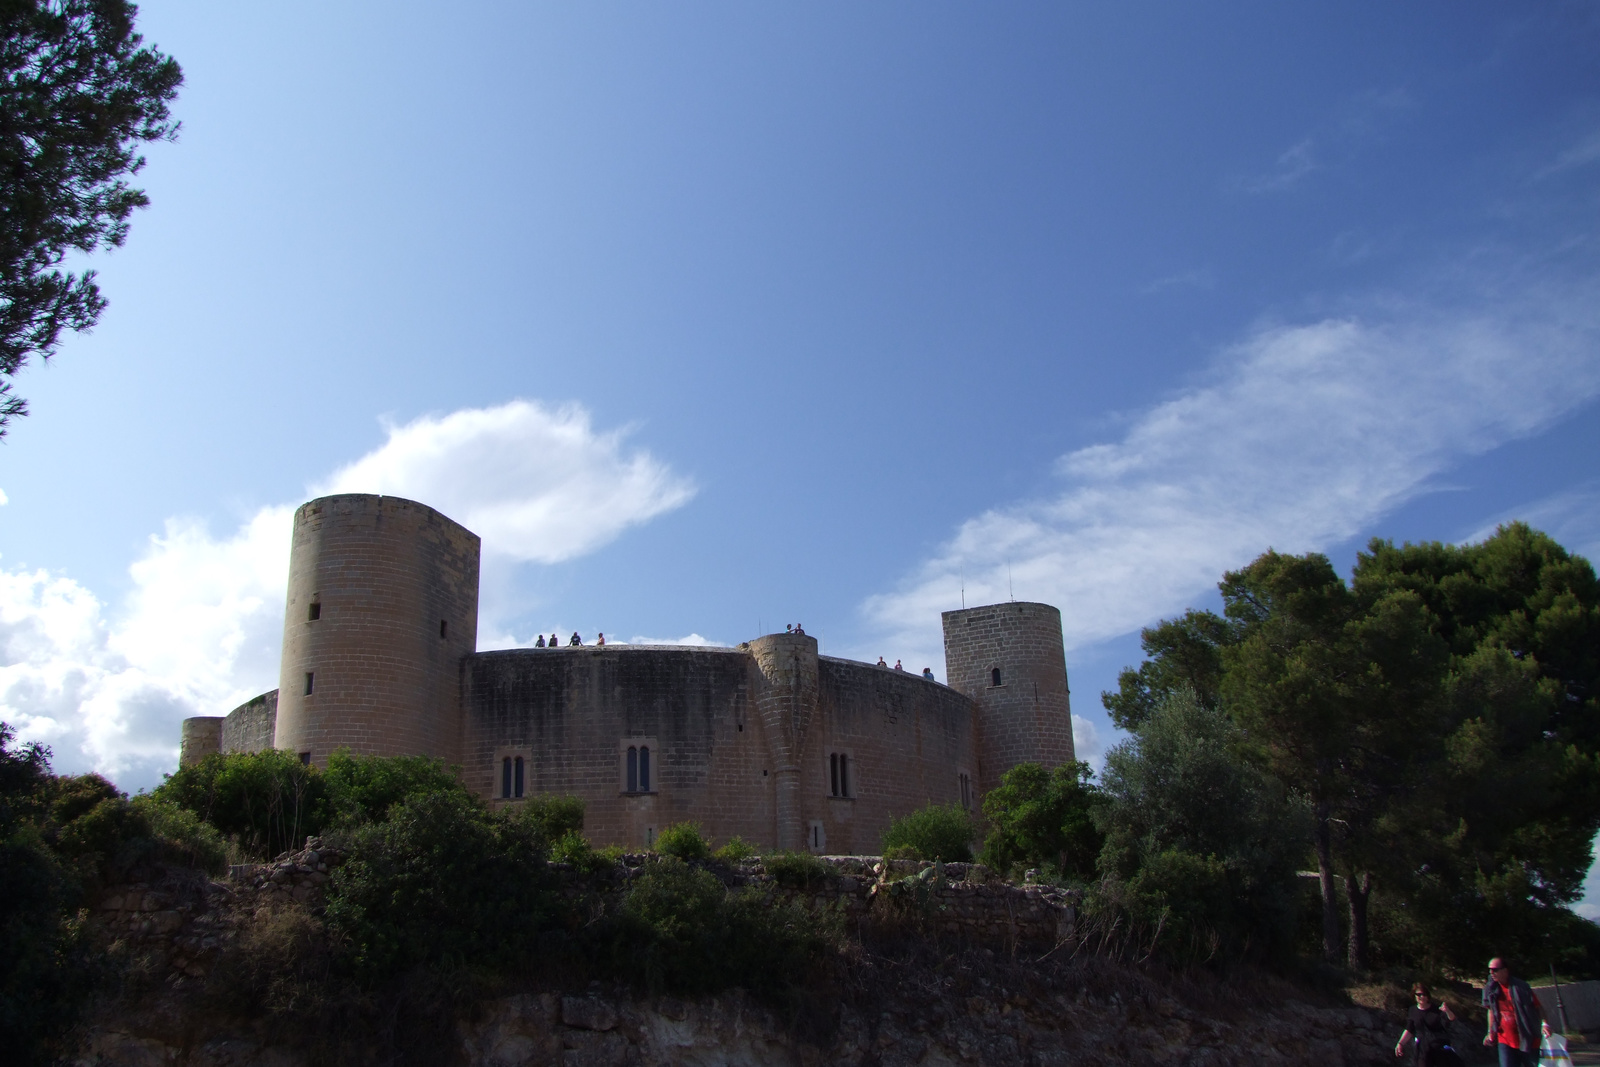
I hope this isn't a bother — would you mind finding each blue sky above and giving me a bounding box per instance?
[2,1,1599,898]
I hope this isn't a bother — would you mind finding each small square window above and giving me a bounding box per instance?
[308,602,321,621]
[304,671,315,695]
[299,751,311,766]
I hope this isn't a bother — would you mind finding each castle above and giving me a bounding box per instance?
[178,494,1076,853]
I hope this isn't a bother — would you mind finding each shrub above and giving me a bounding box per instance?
[549,829,621,874]
[511,793,586,844]
[763,849,826,889]
[979,761,1104,881]
[881,844,920,862]
[324,791,557,975]
[1092,689,1307,963]
[712,835,757,863]
[881,803,975,863]
[132,795,229,873]
[153,749,326,859]
[615,856,831,996]
[323,750,466,825]
[655,821,709,861]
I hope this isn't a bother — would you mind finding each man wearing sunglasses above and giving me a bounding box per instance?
[1482,958,1544,1067]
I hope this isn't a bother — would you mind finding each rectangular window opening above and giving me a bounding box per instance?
[439,619,448,639]
[299,751,311,766]
[514,756,525,798]
[308,602,321,621]
[304,671,314,695]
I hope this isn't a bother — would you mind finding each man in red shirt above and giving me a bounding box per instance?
[1482,958,1544,1067]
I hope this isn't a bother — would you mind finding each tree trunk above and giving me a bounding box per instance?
[1314,799,1341,964]
[1345,869,1371,971]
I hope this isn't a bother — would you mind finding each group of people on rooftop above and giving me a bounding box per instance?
[533,632,604,648]
[874,656,936,681]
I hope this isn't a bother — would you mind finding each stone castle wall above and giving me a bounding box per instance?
[942,602,1075,784]
[221,690,277,755]
[461,643,977,853]
[274,495,480,767]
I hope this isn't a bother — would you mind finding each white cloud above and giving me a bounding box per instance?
[1071,713,1102,768]
[1,400,694,791]
[623,633,724,647]
[864,283,1600,679]
[315,400,694,563]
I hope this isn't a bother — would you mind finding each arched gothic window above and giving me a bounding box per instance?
[513,756,525,799]
[626,745,653,793]
[501,756,512,799]
[829,752,851,797]
[991,667,1003,687]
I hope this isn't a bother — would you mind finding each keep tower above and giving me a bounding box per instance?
[273,494,480,767]
[942,601,1075,789]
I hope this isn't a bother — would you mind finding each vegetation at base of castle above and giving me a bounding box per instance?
[325,790,558,975]
[507,790,586,843]
[1099,523,1600,975]
[151,747,473,859]
[655,820,710,861]
[1090,689,1310,965]
[762,848,828,888]
[713,834,758,862]
[979,761,1104,882]
[0,0,183,435]
[0,724,232,1064]
[880,802,976,862]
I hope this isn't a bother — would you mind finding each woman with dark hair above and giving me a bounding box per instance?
[1396,983,1461,1066]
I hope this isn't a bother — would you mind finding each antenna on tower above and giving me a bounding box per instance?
[1008,559,1014,602]
[960,569,965,609]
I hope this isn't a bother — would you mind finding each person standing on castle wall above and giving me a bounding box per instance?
[877,656,887,667]
[597,632,605,646]
[550,633,559,648]
[570,632,582,646]
[795,623,804,634]
[894,659,904,671]
[923,667,935,680]
[535,634,545,648]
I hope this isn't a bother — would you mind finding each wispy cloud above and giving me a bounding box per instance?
[1533,129,1600,182]
[1240,138,1317,193]
[864,280,1600,694]
[1141,268,1216,295]
[0,400,694,790]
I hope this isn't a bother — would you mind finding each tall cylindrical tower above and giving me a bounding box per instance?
[941,601,1074,790]
[274,494,480,767]
[179,716,223,767]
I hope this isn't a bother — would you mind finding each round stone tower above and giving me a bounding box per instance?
[941,601,1074,790]
[273,494,480,767]
[746,631,819,851]
[179,716,223,767]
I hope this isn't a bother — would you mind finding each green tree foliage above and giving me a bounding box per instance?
[880,802,975,862]
[1093,690,1309,963]
[654,821,710,861]
[324,790,556,975]
[506,792,585,844]
[1102,609,1233,730]
[322,750,466,826]
[978,761,1104,881]
[0,723,222,1064]
[615,856,829,996]
[1102,524,1600,974]
[0,0,182,432]
[153,748,326,858]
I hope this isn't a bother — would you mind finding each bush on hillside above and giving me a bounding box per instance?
[613,856,831,995]
[323,750,466,826]
[655,821,709,861]
[153,748,326,859]
[712,835,757,863]
[324,791,558,975]
[980,761,1104,882]
[763,849,827,889]
[509,792,586,844]
[880,803,975,863]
